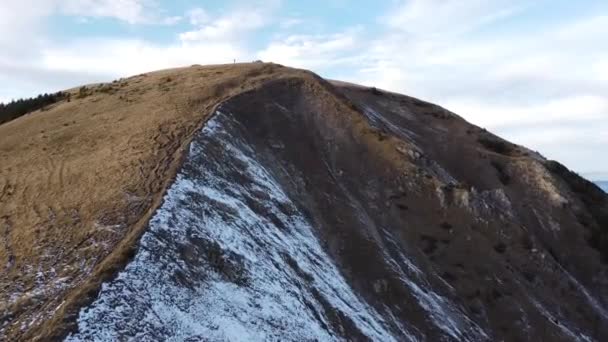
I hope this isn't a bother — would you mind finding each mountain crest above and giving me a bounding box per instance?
[1,63,607,341]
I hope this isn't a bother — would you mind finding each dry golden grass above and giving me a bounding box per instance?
[0,63,317,340]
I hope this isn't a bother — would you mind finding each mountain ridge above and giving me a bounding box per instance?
[1,63,607,341]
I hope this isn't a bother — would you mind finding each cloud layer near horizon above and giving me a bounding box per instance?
[0,0,606,178]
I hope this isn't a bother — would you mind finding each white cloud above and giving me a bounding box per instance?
[447,95,608,130]
[40,39,246,77]
[161,16,183,26]
[279,17,304,29]
[0,1,53,53]
[179,1,282,42]
[187,8,209,26]
[59,0,157,24]
[384,0,530,36]
[258,29,362,70]
[594,61,608,82]
[180,10,268,42]
[0,0,179,31]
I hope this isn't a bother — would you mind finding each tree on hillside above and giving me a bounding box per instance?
[0,92,66,125]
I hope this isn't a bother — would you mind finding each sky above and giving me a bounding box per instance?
[0,0,606,180]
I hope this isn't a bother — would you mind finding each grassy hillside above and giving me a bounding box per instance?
[0,62,313,340]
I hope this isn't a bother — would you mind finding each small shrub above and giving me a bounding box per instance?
[494,242,507,254]
[396,203,409,211]
[440,222,453,230]
[97,84,115,94]
[420,234,439,255]
[522,269,536,283]
[370,87,383,96]
[491,160,511,185]
[469,303,483,315]
[77,86,90,99]
[491,288,503,300]
[376,131,388,141]
[478,136,512,155]
[520,235,534,251]
[430,111,451,120]
[547,247,559,262]
[412,99,433,108]
[442,271,457,282]
[204,240,248,285]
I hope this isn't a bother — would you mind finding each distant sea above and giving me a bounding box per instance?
[595,181,608,193]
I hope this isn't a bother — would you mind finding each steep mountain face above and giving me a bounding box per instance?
[2,64,608,341]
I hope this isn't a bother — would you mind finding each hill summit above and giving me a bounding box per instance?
[1,63,607,341]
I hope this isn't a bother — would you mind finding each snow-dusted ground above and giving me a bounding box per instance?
[66,110,406,341]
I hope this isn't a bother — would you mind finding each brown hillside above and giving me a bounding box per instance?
[0,63,316,340]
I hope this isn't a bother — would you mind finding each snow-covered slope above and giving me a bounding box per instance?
[67,110,403,341]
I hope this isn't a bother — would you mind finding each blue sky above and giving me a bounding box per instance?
[1,0,607,179]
